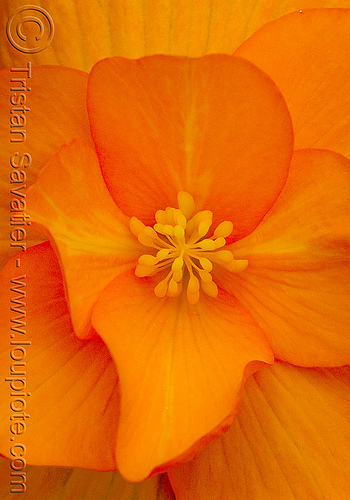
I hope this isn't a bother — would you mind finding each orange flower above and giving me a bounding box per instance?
[1,5,350,499]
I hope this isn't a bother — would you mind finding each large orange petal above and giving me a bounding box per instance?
[0,457,174,500]
[2,1,350,70]
[0,243,119,470]
[236,8,350,158]
[88,54,293,240]
[216,149,350,367]
[26,140,141,339]
[92,269,273,481]
[169,362,350,500]
[98,0,350,60]
[0,65,92,267]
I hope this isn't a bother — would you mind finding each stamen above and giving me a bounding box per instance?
[168,279,178,295]
[154,278,169,298]
[130,192,248,304]
[201,280,218,298]
[198,270,212,283]
[213,221,234,238]
[130,216,145,237]
[157,248,170,260]
[198,239,216,251]
[199,257,212,272]
[177,191,195,219]
[174,225,185,240]
[155,210,167,224]
[138,255,158,266]
[172,256,184,272]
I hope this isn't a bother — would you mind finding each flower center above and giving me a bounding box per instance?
[129,192,248,304]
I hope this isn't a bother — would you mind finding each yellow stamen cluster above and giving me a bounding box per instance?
[130,192,248,304]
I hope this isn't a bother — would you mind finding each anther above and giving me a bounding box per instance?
[130,192,248,304]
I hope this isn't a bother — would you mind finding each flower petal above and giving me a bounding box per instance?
[0,65,92,267]
[26,140,141,339]
[0,0,112,72]
[92,269,273,481]
[88,54,293,240]
[2,1,349,70]
[0,242,119,470]
[216,149,350,367]
[0,456,175,499]
[169,362,350,500]
[236,8,350,157]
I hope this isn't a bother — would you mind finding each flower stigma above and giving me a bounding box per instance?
[129,192,248,304]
